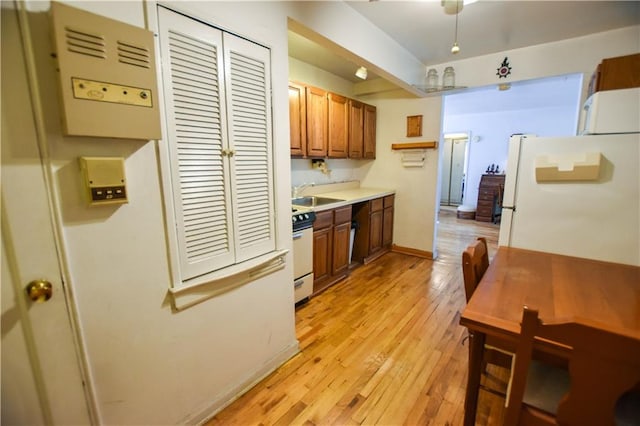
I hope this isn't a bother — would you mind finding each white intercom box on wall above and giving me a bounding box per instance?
[50,2,162,140]
[79,157,128,206]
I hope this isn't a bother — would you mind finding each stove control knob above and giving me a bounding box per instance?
[304,213,309,219]
[292,216,297,222]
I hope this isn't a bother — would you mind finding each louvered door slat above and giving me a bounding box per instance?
[158,7,235,280]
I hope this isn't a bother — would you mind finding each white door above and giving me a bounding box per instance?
[440,136,468,206]
[1,3,91,424]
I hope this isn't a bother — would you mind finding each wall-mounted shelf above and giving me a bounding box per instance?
[392,141,438,150]
[412,85,467,97]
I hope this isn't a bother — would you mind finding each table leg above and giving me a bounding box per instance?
[464,330,485,426]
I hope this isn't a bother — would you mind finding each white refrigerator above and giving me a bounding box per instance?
[498,89,640,266]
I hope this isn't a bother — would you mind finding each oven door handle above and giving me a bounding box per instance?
[292,231,305,240]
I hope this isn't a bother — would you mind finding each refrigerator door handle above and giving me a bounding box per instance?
[502,205,516,211]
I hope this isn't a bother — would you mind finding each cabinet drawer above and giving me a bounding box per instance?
[383,195,395,208]
[476,205,493,217]
[478,190,495,200]
[370,197,384,212]
[333,205,352,224]
[314,210,333,229]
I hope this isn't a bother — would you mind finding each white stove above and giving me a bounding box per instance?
[292,207,315,304]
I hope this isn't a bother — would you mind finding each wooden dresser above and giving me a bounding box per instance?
[476,174,505,223]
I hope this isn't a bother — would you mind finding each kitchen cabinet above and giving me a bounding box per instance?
[382,195,394,247]
[476,174,505,223]
[313,205,352,294]
[588,53,640,97]
[289,82,306,157]
[306,85,328,157]
[288,81,376,159]
[348,99,364,158]
[328,93,348,158]
[352,194,394,264]
[349,101,376,159]
[363,104,377,159]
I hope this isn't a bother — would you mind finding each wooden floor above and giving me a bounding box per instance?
[208,208,509,425]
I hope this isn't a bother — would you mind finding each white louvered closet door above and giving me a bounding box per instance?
[222,34,275,263]
[158,8,235,280]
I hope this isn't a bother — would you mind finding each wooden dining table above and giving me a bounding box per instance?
[459,246,640,426]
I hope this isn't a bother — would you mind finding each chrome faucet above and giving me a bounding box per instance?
[292,183,313,198]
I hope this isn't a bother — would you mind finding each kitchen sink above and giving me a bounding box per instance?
[291,196,345,207]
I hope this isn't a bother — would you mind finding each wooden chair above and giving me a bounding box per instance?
[504,306,640,426]
[462,237,513,394]
[462,237,490,304]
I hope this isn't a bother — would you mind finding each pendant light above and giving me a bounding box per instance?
[355,66,368,80]
[451,0,461,54]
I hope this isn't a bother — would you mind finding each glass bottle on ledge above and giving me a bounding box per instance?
[443,66,456,89]
[426,68,439,91]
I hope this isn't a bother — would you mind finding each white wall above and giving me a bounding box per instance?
[289,56,355,98]
[18,1,299,424]
[360,97,443,256]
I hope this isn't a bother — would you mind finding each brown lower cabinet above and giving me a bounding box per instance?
[313,204,352,295]
[352,195,394,265]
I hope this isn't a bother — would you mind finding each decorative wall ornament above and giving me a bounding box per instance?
[496,57,512,78]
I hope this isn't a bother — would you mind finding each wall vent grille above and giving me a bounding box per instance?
[117,41,151,69]
[65,27,106,59]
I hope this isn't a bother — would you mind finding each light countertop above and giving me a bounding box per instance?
[293,185,395,212]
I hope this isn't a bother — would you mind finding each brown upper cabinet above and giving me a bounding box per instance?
[327,93,349,158]
[288,82,306,157]
[588,53,640,97]
[305,85,328,157]
[348,99,364,158]
[289,81,376,159]
[363,104,377,159]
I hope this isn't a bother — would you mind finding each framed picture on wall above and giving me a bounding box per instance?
[406,115,422,137]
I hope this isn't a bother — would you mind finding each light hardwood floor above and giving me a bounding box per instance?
[208,208,509,425]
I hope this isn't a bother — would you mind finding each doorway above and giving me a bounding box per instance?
[440,133,468,206]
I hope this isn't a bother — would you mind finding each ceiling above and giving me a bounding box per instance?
[288,1,640,85]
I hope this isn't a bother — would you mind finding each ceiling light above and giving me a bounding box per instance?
[442,0,463,15]
[355,66,368,80]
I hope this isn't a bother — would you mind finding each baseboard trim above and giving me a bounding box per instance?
[391,244,434,259]
[184,341,300,425]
